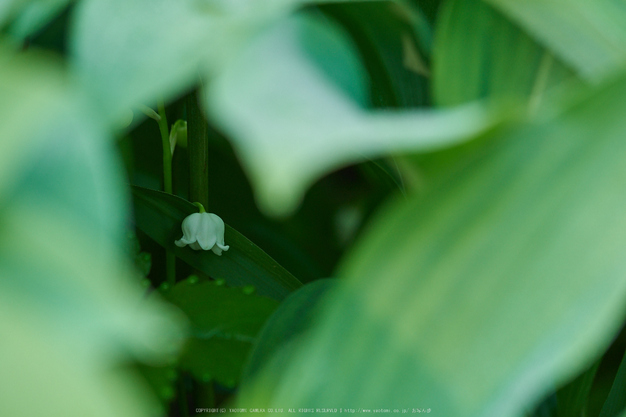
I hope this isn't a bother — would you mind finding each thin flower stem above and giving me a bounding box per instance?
[157,100,176,285]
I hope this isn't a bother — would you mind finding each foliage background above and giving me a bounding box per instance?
[3,0,626,417]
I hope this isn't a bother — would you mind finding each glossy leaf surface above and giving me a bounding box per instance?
[132,186,302,300]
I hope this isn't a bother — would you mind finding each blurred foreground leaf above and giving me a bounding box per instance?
[0,47,184,417]
[433,0,574,107]
[6,0,72,41]
[206,13,501,216]
[70,0,293,122]
[132,186,302,300]
[238,71,626,417]
[320,1,431,108]
[485,0,626,81]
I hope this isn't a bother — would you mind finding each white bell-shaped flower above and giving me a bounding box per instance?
[175,211,229,255]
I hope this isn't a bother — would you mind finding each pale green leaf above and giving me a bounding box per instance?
[70,0,293,122]
[7,0,71,41]
[0,0,25,27]
[0,47,185,417]
[433,0,575,108]
[238,70,626,417]
[205,13,500,216]
[485,0,626,81]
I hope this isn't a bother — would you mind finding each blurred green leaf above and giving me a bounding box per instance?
[320,1,431,108]
[206,13,501,216]
[242,279,336,386]
[238,70,626,417]
[135,363,178,408]
[599,351,626,417]
[0,47,184,417]
[0,0,25,26]
[131,186,303,300]
[555,361,599,417]
[162,276,279,386]
[433,0,574,107]
[6,0,71,41]
[70,0,293,122]
[485,0,626,81]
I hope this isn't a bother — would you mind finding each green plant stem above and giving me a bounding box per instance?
[157,100,176,285]
[157,101,172,194]
[179,378,189,417]
[186,90,209,209]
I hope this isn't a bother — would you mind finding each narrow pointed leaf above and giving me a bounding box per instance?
[131,186,302,300]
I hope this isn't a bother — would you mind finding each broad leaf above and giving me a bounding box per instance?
[131,186,302,300]
[242,279,336,385]
[70,0,293,122]
[6,0,71,41]
[485,0,626,81]
[237,70,626,417]
[205,13,501,215]
[320,1,431,108]
[162,276,279,386]
[433,0,574,107]
[0,47,184,417]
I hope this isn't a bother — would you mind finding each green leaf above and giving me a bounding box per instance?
[237,71,626,416]
[599,350,626,417]
[0,47,184,417]
[162,276,279,386]
[555,361,599,417]
[6,0,71,41]
[0,0,24,27]
[205,13,501,216]
[135,363,178,409]
[242,279,336,386]
[70,0,293,122]
[320,1,431,108]
[433,0,575,107]
[484,0,626,81]
[131,186,302,300]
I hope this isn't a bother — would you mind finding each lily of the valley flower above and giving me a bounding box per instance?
[175,205,229,255]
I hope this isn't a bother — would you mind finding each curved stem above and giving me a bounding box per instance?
[192,202,206,213]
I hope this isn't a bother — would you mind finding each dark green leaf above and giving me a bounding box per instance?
[131,186,302,300]
[163,276,279,386]
[242,279,336,385]
[600,351,626,417]
[555,361,599,417]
